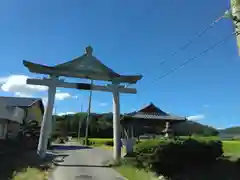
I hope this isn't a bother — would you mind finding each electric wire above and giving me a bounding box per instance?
[121,7,234,114]
[155,15,225,68]
[151,32,236,83]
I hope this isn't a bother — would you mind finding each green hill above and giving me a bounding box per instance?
[173,121,219,136]
[219,127,240,135]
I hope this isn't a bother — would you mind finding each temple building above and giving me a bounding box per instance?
[121,103,187,139]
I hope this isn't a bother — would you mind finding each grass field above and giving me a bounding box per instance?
[222,140,240,160]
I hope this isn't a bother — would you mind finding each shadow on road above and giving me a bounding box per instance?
[52,145,92,151]
[53,163,111,168]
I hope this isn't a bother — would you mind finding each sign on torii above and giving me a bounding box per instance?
[23,46,142,162]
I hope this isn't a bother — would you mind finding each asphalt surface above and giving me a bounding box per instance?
[50,147,126,180]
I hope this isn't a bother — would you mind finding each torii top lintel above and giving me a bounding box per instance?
[23,46,143,84]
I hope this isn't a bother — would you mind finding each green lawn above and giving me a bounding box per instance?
[12,168,49,180]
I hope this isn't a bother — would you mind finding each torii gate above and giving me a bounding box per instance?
[23,46,142,162]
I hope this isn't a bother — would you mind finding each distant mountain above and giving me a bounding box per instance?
[219,127,240,135]
[173,121,219,136]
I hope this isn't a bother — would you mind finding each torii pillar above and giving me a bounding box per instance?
[38,76,57,158]
[111,82,121,161]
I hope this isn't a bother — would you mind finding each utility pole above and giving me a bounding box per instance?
[231,0,240,55]
[77,103,83,141]
[85,80,93,145]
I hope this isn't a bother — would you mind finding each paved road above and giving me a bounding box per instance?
[50,147,126,180]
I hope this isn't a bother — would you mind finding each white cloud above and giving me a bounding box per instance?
[0,74,75,100]
[0,75,47,97]
[187,114,205,121]
[41,92,72,108]
[57,112,76,116]
[98,102,108,107]
[55,92,71,100]
[0,77,8,84]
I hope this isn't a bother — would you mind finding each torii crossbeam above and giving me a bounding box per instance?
[23,46,142,162]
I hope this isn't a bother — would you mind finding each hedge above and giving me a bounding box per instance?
[134,138,223,177]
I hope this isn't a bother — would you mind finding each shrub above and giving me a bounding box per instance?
[134,139,171,169]
[133,138,223,176]
[135,139,166,154]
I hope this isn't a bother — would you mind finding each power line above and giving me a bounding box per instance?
[151,32,235,83]
[155,15,225,67]
[124,8,232,106]
[129,32,235,118]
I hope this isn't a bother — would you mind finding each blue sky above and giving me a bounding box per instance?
[0,0,239,128]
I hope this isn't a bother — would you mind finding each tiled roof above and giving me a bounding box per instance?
[124,112,186,121]
[124,103,186,121]
[138,103,168,115]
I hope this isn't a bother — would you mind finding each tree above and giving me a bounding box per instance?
[52,112,220,138]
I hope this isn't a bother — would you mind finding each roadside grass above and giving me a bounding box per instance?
[0,151,54,180]
[114,165,157,180]
[71,137,112,145]
[12,167,49,180]
[88,138,112,142]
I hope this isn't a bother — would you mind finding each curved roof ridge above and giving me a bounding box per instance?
[137,103,169,116]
